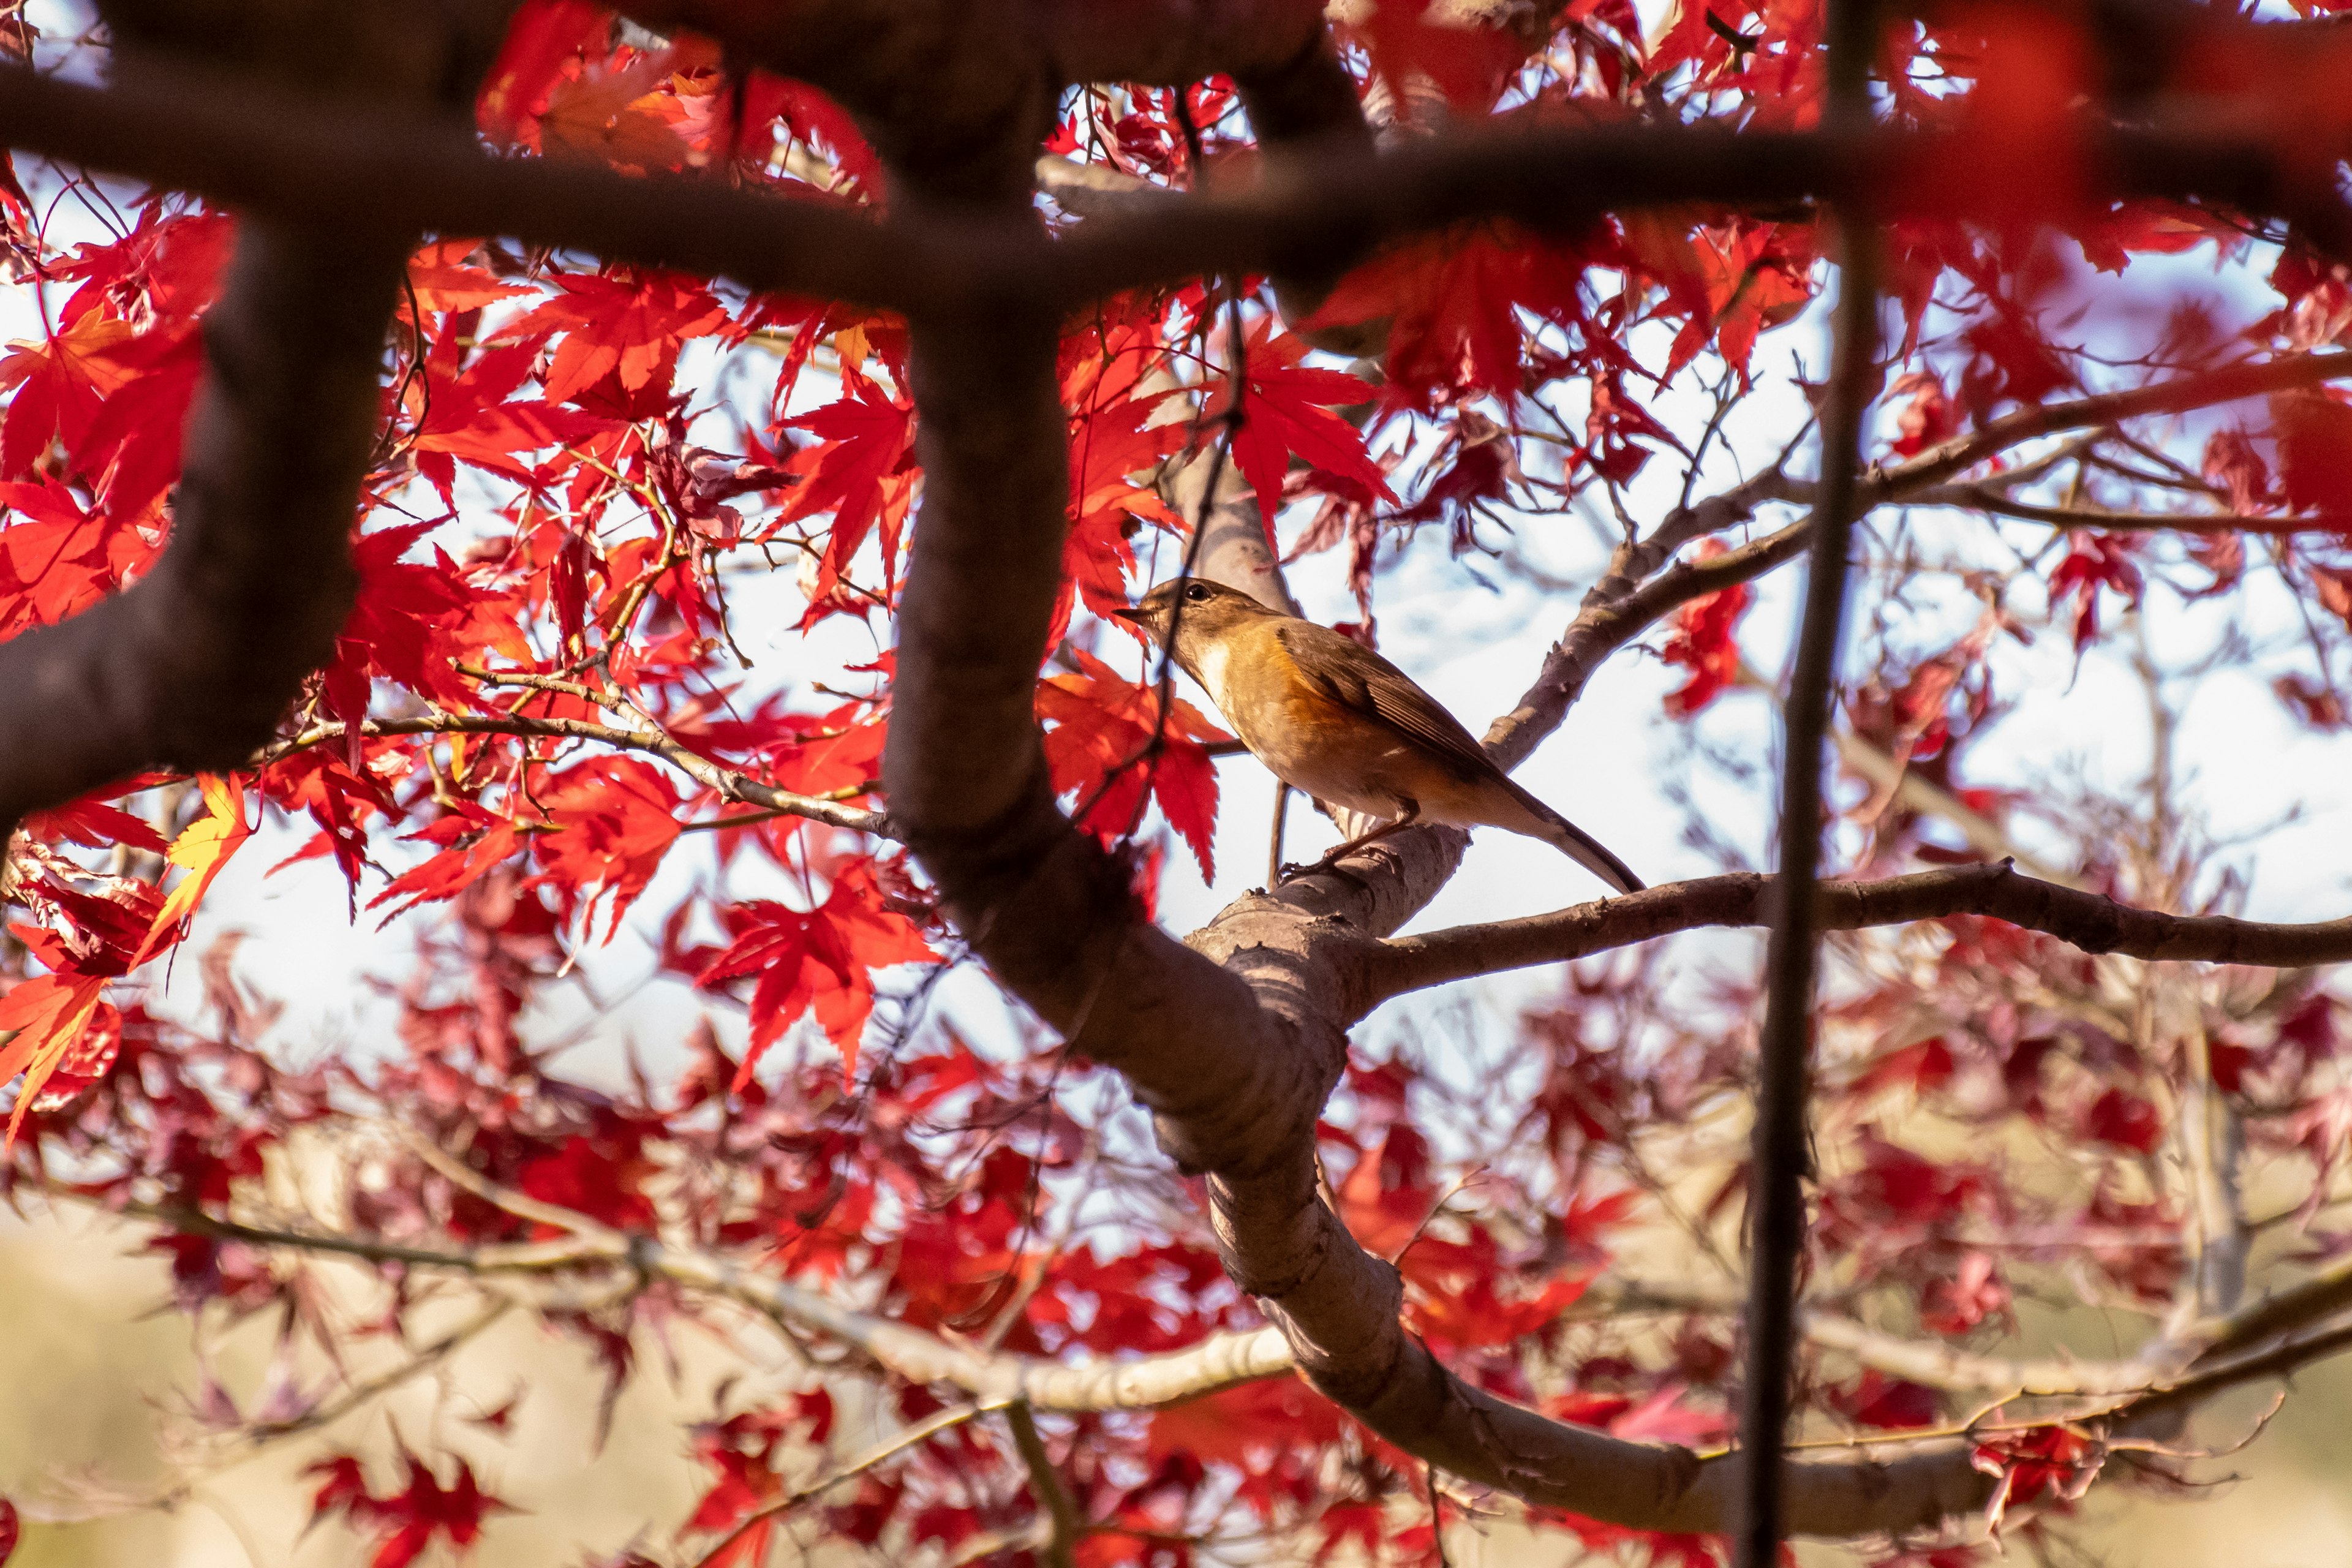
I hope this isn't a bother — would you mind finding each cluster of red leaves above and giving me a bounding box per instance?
[1659,539,1755,717]
[1038,649,1229,881]
[2,1,2351,1563]
[309,1449,513,1568]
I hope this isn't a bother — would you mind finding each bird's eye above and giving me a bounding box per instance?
[1183,582,1212,603]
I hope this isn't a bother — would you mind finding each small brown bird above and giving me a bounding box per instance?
[1114,579,1643,893]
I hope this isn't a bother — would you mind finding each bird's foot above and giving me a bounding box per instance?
[1278,856,1370,894]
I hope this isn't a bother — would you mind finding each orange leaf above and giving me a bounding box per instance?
[0,972,108,1143]
[130,772,252,968]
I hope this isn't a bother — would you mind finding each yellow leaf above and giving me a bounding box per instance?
[129,772,253,968]
[834,322,870,370]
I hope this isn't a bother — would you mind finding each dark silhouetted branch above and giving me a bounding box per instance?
[1735,0,1881,1536]
[6,66,2352,323]
[0,220,408,843]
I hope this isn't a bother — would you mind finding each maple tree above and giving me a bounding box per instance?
[4,0,2352,1564]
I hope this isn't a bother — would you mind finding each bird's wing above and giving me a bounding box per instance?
[1276,621,1496,778]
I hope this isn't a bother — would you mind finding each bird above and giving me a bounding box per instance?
[1112,578,1644,894]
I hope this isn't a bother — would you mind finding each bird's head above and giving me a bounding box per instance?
[1110,578,1272,661]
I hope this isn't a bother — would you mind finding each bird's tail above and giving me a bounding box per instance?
[1502,779,1645,895]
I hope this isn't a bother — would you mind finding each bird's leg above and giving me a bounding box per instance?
[1281,801,1420,882]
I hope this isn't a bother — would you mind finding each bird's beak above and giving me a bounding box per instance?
[1109,605,1147,624]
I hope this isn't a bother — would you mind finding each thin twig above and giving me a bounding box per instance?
[1006,1401,1081,1568]
[689,1398,1006,1568]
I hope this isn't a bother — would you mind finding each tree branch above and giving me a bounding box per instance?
[0,61,923,306]
[1005,1401,1081,1568]
[1797,1310,2166,1397]
[7,66,2352,326]
[688,1398,1005,1568]
[0,217,407,843]
[100,1158,2352,1542]
[268,714,893,838]
[1358,861,2352,1015]
[1736,29,1879,1534]
[1906,485,2341,534]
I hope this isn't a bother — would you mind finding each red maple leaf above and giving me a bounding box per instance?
[1063,328,1187,629]
[260,747,402,903]
[1224,322,1392,528]
[517,1131,659,1234]
[779,369,918,616]
[694,863,934,1086]
[0,314,132,481]
[1659,539,1754,718]
[306,1449,513,1568]
[405,342,611,502]
[1305,225,1586,403]
[2046,533,2142,654]
[0,973,110,1142]
[527,756,684,942]
[322,519,475,735]
[1972,1424,2105,1529]
[2272,388,2352,517]
[735,74,883,190]
[73,326,203,521]
[1887,371,1960,459]
[1338,0,1529,111]
[2081,1086,2163,1154]
[23,788,171,856]
[1961,307,2073,416]
[476,0,612,141]
[369,805,533,919]
[2202,425,2274,514]
[0,475,159,635]
[1826,1369,1941,1430]
[500,267,729,406]
[1664,222,1814,383]
[1035,649,1227,879]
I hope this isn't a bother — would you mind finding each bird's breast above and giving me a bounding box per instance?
[1189,636,1236,713]
[1201,636,1420,818]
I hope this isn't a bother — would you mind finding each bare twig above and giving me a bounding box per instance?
[265,713,893,838]
[1006,1401,1081,1568]
[689,1398,1005,1568]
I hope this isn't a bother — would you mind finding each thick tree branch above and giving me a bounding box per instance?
[614,0,1332,199]
[1359,862,2352,1014]
[0,220,405,843]
[0,62,924,307]
[8,67,2352,323]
